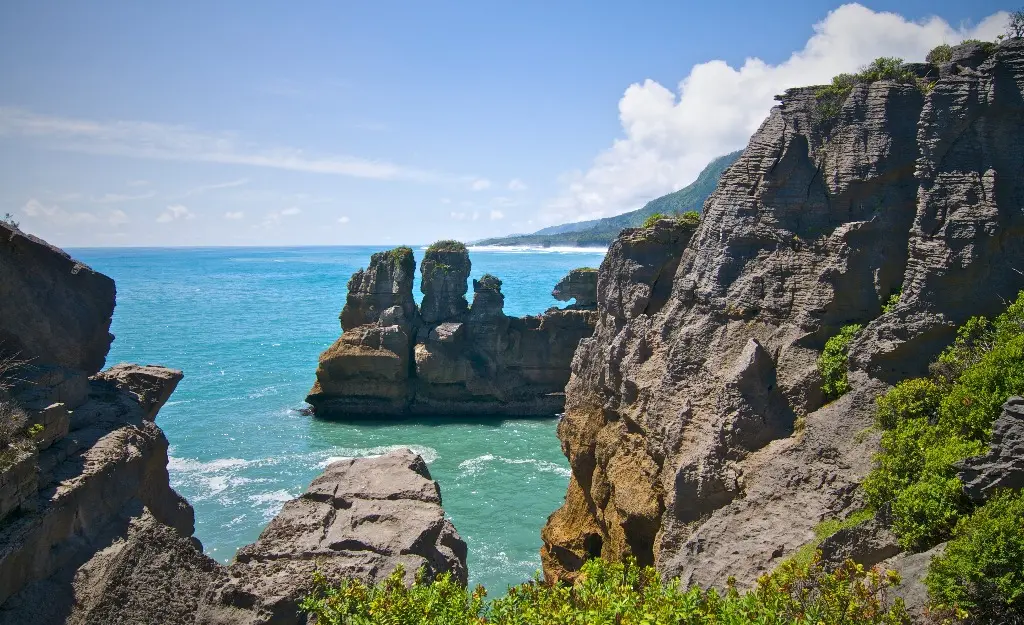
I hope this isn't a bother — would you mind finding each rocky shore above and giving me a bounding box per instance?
[306,241,598,418]
[0,222,466,625]
[539,39,1024,620]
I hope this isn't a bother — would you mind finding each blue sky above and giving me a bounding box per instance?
[0,1,1010,247]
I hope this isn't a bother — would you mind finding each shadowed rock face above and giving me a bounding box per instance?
[956,397,1024,502]
[307,245,597,418]
[542,42,1024,590]
[553,268,598,309]
[340,247,418,331]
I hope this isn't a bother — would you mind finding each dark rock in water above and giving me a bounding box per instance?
[542,40,1024,588]
[956,396,1024,502]
[340,246,418,331]
[553,268,598,308]
[420,241,471,325]
[0,222,115,375]
[307,243,597,418]
[197,450,466,625]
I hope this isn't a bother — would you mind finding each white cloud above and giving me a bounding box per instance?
[508,178,527,191]
[183,178,249,197]
[0,109,448,183]
[107,209,129,226]
[281,206,301,216]
[544,4,1009,224]
[21,198,98,224]
[156,204,195,223]
[224,211,244,220]
[490,210,504,221]
[90,190,156,204]
[256,206,302,228]
[337,216,350,224]
[471,178,491,191]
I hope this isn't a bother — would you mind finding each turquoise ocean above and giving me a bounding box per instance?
[70,245,606,592]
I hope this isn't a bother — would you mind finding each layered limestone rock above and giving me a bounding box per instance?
[542,41,1024,591]
[553,268,598,309]
[307,244,597,417]
[198,450,466,625]
[955,396,1024,502]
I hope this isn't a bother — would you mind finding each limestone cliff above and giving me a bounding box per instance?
[0,224,467,624]
[541,40,1024,595]
[307,243,597,418]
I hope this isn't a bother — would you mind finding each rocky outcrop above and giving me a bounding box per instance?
[955,396,1024,502]
[542,41,1024,588]
[0,231,468,624]
[198,450,466,625]
[307,244,598,418]
[553,268,598,308]
[0,222,115,374]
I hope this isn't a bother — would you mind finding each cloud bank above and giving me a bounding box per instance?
[545,3,1008,224]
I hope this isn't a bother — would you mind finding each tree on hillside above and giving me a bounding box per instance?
[1,213,18,229]
[1009,9,1024,39]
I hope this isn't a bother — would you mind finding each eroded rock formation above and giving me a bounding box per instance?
[0,224,466,624]
[307,243,598,417]
[553,268,598,309]
[541,40,1024,598]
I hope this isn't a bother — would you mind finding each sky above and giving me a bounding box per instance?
[0,1,1011,247]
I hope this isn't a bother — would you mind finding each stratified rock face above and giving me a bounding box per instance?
[420,242,472,324]
[0,222,115,374]
[542,42,1024,588]
[94,363,184,421]
[553,268,598,308]
[340,247,418,331]
[307,245,597,417]
[197,450,467,625]
[956,396,1024,502]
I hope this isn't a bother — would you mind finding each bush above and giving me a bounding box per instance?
[816,57,916,120]
[676,210,701,228]
[818,324,862,401]
[926,490,1024,623]
[301,556,911,625]
[641,213,667,229]
[864,290,1024,551]
[926,44,953,65]
[385,246,414,266]
[0,400,28,450]
[426,240,467,254]
[881,288,901,314]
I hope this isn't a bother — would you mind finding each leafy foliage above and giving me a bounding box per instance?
[641,213,667,229]
[818,324,862,401]
[426,240,467,254]
[926,44,953,65]
[1011,10,1024,39]
[881,289,901,315]
[676,209,701,229]
[863,290,1024,552]
[386,246,414,266]
[301,556,911,625]
[816,57,916,121]
[926,490,1024,623]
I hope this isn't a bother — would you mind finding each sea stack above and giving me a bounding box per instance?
[306,242,598,417]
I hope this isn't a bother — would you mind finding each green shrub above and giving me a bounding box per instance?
[818,324,862,401]
[301,556,910,625]
[676,210,701,228]
[641,213,667,229]
[926,44,953,65]
[426,239,467,254]
[386,246,414,266]
[816,57,916,120]
[864,290,1024,552]
[875,378,941,430]
[881,288,901,314]
[926,490,1024,622]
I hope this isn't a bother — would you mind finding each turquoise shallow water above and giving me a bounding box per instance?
[70,245,606,592]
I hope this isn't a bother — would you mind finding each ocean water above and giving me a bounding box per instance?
[70,245,607,592]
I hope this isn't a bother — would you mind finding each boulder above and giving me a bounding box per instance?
[955,396,1024,502]
[197,450,467,625]
[552,268,598,308]
[0,222,115,375]
[93,364,184,421]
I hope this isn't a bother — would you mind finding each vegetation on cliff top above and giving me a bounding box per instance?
[301,556,910,624]
[475,273,502,292]
[641,210,701,230]
[385,246,414,266]
[815,57,917,121]
[426,240,468,254]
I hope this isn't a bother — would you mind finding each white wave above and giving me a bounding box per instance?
[316,444,439,468]
[248,489,296,521]
[168,456,252,473]
[458,454,570,478]
[465,245,608,254]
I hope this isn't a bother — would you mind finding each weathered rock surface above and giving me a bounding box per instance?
[307,244,597,417]
[94,363,184,421]
[542,41,1024,589]
[0,222,115,375]
[198,450,466,625]
[553,268,598,308]
[956,396,1024,502]
[339,247,418,331]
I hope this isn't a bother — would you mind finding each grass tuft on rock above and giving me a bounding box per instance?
[818,324,862,401]
[426,240,467,254]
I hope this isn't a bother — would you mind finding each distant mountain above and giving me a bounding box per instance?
[474,150,742,247]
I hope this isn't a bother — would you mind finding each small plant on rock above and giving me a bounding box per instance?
[818,324,862,401]
[641,213,667,229]
[926,44,953,65]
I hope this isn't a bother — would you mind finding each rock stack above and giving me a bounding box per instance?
[307,241,598,418]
